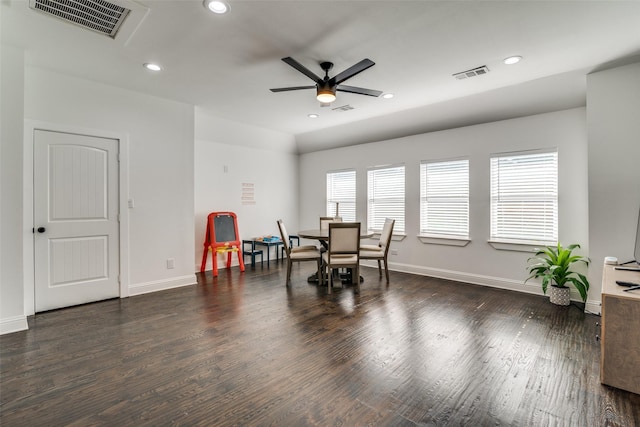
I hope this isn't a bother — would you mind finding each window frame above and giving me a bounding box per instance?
[326,169,356,222]
[489,148,558,249]
[419,157,470,241]
[367,164,405,234]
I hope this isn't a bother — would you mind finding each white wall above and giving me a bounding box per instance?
[587,61,640,309]
[194,109,298,271]
[23,66,196,300]
[0,45,27,334]
[299,108,591,305]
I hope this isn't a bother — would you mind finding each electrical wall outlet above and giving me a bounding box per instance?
[391,249,398,256]
[167,258,175,269]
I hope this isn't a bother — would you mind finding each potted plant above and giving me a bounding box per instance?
[526,243,590,306]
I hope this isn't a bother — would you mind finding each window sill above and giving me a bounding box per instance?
[418,235,470,247]
[488,239,556,253]
[367,233,406,242]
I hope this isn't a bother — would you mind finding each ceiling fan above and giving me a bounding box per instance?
[270,57,382,105]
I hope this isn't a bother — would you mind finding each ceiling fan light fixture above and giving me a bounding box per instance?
[271,57,379,104]
[204,0,229,14]
[317,88,336,103]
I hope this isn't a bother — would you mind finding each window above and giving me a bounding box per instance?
[326,170,356,222]
[490,150,558,243]
[367,165,405,233]
[420,159,469,238]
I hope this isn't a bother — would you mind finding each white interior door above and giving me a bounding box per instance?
[34,130,120,312]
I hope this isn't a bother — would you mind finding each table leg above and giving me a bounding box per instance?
[250,241,256,267]
[266,243,270,267]
[243,240,256,267]
[339,268,364,284]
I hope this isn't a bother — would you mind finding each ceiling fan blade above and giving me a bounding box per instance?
[281,57,322,82]
[331,59,375,85]
[270,86,316,92]
[336,85,382,97]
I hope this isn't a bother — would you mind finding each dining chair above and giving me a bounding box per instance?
[323,222,361,294]
[319,216,343,231]
[359,218,395,283]
[319,217,343,256]
[277,219,322,286]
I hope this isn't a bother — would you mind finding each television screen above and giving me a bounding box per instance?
[635,207,640,265]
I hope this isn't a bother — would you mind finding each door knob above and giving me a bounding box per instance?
[37,227,46,233]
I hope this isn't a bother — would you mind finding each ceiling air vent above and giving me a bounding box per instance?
[453,65,490,80]
[332,105,355,112]
[29,0,131,38]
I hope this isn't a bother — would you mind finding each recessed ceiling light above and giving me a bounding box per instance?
[503,56,522,65]
[143,63,162,71]
[308,114,319,119]
[203,0,229,14]
[382,93,394,99]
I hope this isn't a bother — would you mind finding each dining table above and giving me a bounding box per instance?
[297,227,375,285]
[297,228,374,245]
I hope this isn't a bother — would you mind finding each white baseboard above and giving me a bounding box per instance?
[584,300,601,315]
[382,260,541,293]
[129,274,197,297]
[0,315,29,335]
[362,260,602,313]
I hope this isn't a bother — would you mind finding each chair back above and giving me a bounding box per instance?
[320,216,343,231]
[379,218,395,252]
[276,219,291,255]
[328,222,361,255]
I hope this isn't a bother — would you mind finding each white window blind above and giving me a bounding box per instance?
[367,165,405,233]
[490,150,558,242]
[420,159,469,237]
[326,170,356,222]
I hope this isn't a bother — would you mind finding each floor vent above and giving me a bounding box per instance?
[453,65,490,80]
[332,104,354,112]
[29,0,131,38]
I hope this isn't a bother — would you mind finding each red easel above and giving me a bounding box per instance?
[200,212,245,277]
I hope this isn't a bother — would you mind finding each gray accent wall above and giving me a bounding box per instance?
[587,61,640,309]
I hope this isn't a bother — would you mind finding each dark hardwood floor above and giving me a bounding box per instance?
[2,262,639,426]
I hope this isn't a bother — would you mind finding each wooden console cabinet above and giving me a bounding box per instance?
[600,263,640,395]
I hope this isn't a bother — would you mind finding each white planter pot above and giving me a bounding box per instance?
[549,285,571,306]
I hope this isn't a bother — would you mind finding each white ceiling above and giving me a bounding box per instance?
[3,0,640,152]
